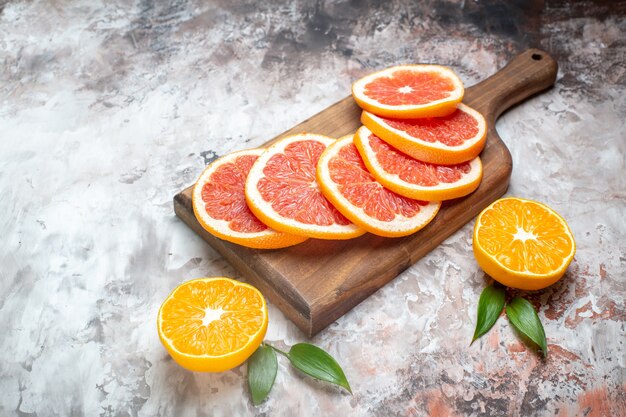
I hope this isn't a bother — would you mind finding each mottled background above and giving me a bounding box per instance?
[1,0,625,416]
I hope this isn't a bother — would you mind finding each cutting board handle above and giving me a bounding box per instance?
[471,48,558,120]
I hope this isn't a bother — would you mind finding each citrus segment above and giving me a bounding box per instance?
[245,134,365,239]
[352,65,464,118]
[354,126,483,201]
[361,103,487,165]
[473,198,576,290]
[316,135,441,237]
[192,149,308,249]
[157,277,269,372]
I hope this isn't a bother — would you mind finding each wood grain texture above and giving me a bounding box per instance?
[174,49,558,336]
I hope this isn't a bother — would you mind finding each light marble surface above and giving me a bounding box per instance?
[1,1,624,416]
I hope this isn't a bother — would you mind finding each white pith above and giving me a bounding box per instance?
[245,134,363,236]
[364,103,487,152]
[201,307,225,326]
[356,126,482,192]
[192,148,285,240]
[513,227,537,242]
[353,65,464,111]
[317,136,441,234]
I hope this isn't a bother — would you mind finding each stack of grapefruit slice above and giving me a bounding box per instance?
[352,64,486,192]
[191,64,487,247]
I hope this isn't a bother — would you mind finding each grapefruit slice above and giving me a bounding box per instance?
[352,65,464,119]
[361,103,487,165]
[316,135,441,237]
[354,126,483,201]
[192,149,308,249]
[245,134,365,240]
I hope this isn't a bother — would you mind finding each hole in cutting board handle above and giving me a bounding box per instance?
[531,53,543,61]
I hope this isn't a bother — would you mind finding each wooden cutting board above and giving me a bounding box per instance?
[174,49,557,337]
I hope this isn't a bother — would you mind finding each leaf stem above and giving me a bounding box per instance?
[263,342,289,358]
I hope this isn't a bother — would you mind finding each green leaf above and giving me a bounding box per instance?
[506,296,548,357]
[472,284,506,344]
[247,344,278,405]
[288,343,352,393]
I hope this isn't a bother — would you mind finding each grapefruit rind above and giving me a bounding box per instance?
[245,134,365,240]
[361,103,487,165]
[157,277,269,372]
[472,198,576,291]
[317,135,441,238]
[352,65,464,119]
[354,126,483,201]
[192,149,308,249]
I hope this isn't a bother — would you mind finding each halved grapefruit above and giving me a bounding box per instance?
[354,126,483,201]
[316,135,441,237]
[192,149,308,249]
[352,65,464,119]
[245,134,365,240]
[361,103,487,165]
